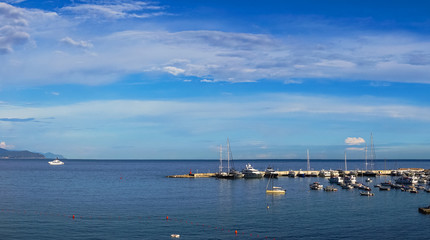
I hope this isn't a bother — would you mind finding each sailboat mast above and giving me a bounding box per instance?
[344,151,347,171]
[219,144,223,173]
[365,144,368,171]
[227,138,230,172]
[306,149,310,171]
[370,133,375,170]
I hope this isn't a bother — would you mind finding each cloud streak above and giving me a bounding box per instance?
[1,1,430,86]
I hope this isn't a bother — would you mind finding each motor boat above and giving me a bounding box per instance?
[242,163,263,179]
[48,158,64,165]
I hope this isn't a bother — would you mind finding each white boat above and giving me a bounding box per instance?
[343,175,356,185]
[318,170,331,178]
[310,182,323,190]
[365,178,372,182]
[48,158,64,165]
[242,163,263,179]
[266,175,286,194]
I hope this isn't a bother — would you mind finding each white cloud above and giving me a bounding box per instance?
[60,1,165,19]
[200,79,216,83]
[0,3,30,54]
[346,147,365,151]
[345,137,366,145]
[60,37,93,49]
[0,141,14,149]
[163,66,185,76]
[284,79,303,85]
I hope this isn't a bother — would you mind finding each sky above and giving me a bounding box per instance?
[1,0,430,159]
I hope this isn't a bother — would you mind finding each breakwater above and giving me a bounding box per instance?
[167,169,427,178]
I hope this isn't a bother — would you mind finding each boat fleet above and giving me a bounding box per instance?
[213,138,430,196]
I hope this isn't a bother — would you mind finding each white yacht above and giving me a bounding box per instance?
[48,158,64,165]
[242,163,263,179]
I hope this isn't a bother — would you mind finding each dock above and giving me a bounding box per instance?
[167,173,216,178]
[166,169,411,178]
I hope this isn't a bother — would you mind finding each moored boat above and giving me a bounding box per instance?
[264,166,279,178]
[242,163,263,179]
[395,175,418,185]
[287,170,296,177]
[266,175,286,194]
[324,186,338,191]
[310,182,323,190]
[328,176,343,184]
[360,191,374,196]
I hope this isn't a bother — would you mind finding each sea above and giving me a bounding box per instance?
[0,159,429,240]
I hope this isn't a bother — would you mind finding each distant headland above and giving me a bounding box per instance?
[0,148,64,159]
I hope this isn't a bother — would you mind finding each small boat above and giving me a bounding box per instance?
[328,176,343,184]
[324,186,338,191]
[341,184,354,190]
[343,175,356,185]
[418,205,430,214]
[310,182,323,190]
[266,175,286,194]
[48,158,64,165]
[318,170,331,178]
[365,178,372,183]
[379,186,391,191]
[171,234,181,238]
[297,169,305,178]
[425,189,430,193]
[360,191,374,196]
[287,170,296,177]
[264,166,279,178]
[242,163,263,179]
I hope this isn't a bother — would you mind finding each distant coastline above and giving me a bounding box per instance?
[0,148,64,159]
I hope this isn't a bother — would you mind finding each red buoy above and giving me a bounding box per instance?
[235,230,238,235]
[72,215,75,219]
[166,216,169,220]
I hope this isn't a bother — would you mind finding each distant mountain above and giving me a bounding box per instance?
[43,152,66,159]
[0,148,45,159]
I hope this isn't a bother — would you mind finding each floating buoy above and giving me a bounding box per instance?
[235,230,238,235]
[171,234,180,238]
[72,215,75,219]
[166,216,169,220]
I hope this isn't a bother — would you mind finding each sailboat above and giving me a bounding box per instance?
[266,174,286,194]
[215,139,243,179]
[364,133,377,177]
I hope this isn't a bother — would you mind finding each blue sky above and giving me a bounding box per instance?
[1,0,430,159]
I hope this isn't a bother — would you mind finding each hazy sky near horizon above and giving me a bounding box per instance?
[1,0,430,159]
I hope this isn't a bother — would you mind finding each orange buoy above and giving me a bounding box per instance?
[235,230,238,235]
[72,215,75,219]
[166,216,169,220]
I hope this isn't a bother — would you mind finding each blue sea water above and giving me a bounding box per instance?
[0,159,429,239]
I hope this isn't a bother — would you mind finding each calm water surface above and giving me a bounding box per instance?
[0,159,429,239]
